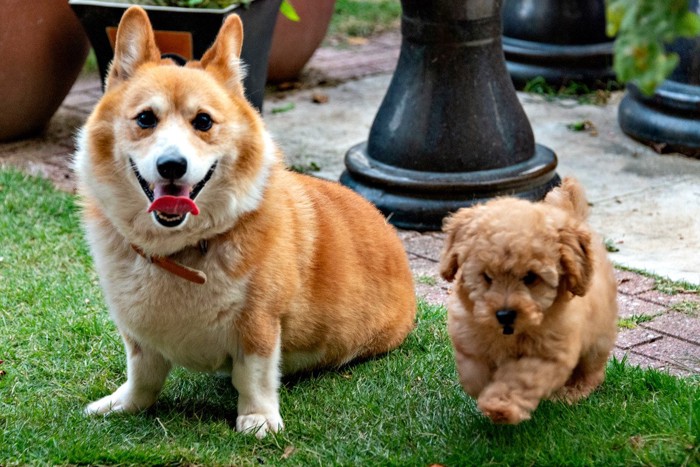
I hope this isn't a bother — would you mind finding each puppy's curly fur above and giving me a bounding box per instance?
[440,178,617,424]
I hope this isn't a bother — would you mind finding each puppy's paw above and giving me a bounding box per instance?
[236,412,284,439]
[478,395,531,425]
[553,383,595,405]
[552,386,577,405]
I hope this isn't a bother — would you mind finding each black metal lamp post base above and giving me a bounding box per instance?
[502,0,614,88]
[503,38,615,89]
[340,0,559,231]
[341,143,559,231]
[619,82,700,157]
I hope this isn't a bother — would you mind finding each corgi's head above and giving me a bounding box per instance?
[75,7,278,255]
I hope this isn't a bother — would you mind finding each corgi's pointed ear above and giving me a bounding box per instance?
[200,14,246,95]
[107,7,160,89]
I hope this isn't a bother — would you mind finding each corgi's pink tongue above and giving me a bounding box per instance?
[148,196,199,216]
[148,185,199,216]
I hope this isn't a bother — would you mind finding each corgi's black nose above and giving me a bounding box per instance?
[496,309,517,326]
[157,154,188,180]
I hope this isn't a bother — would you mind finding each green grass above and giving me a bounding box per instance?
[329,0,401,38]
[415,274,438,286]
[1,170,699,465]
[670,301,700,318]
[523,76,623,105]
[616,264,700,295]
[618,314,657,330]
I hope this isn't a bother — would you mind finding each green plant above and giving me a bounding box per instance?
[618,314,657,329]
[670,301,700,317]
[416,274,437,286]
[607,0,700,95]
[523,76,621,104]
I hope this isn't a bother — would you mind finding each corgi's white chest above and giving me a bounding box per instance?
[92,238,247,372]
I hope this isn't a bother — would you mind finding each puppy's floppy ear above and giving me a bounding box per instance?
[558,222,594,296]
[200,14,246,95]
[440,208,475,282]
[544,177,589,221]
[106,7,161,90]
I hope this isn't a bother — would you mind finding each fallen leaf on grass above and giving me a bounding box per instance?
[282,445,296,460]
[629,435,645,450]
[271,102,296,114]
[650,142,668,153]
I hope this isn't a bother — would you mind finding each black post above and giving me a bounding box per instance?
[501,0,615,88]
[340,0,559,231]
[618,0,700,157]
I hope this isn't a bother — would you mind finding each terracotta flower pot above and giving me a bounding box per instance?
[267,0,336,83]
[0,0,89,142]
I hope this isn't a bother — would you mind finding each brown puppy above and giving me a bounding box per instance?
[440,178,617,424]
[74,7,415,438]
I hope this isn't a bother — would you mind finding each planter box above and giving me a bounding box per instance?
[69,0,282,110]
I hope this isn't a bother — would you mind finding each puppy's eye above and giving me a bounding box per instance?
[482,272,493,285]
[135,110,158,129]
[192,113,213,132]
[523,271,540,286]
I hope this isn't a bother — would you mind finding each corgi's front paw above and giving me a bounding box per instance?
[236,412,284,439]
[84,384,156,415]
[85,394,136,415]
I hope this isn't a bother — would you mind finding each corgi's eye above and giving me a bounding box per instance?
[135,110,158,129]
[482,272,493,285]
[192,113,213,132]
[523,271,540,286]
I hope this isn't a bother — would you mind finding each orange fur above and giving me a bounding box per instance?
[75,7,415,437]
[441,178,617,424]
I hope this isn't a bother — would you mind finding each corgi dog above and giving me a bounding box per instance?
[74,6,416,438]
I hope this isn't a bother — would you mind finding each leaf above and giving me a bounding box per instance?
[677,11,700,36]
[280,0,300,22]
[606,4,625,37]
[271,102,295,114]
[609,0,700,94]
[281,445,296,459]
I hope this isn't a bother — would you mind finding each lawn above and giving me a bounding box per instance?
[329,0,401,38]
[0,170,698,465]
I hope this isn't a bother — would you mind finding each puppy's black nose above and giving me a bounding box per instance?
[156,154,188,180]
[496,309,517,326]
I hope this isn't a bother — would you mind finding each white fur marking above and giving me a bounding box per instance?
[232,335,283,438]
